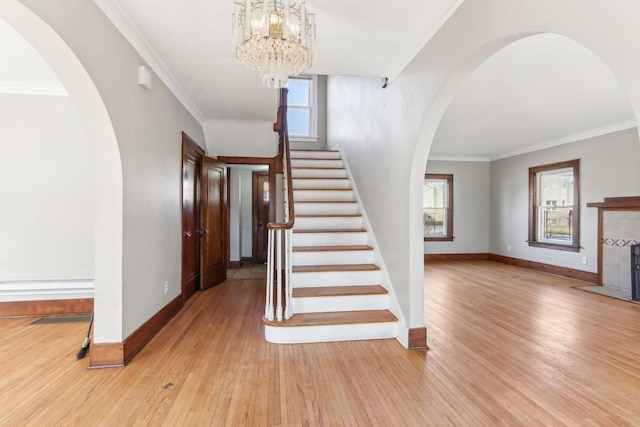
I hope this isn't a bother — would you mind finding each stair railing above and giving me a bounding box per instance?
[265,88,295,322]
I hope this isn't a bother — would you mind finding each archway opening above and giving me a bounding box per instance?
[0,1,123,344]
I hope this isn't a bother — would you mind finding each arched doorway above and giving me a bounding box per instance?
[0,1,123,344]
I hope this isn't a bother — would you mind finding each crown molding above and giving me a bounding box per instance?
[383,0,465,83]
[489,119,637,161]
[92,0,204,123]
[428,154,490,162]
[0,81,67,96]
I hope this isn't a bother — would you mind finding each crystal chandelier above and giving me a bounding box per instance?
[232,0,316,88]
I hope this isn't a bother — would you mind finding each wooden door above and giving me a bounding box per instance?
[181,134,204,301]
[201,157,228,290]
[253,172,270,264]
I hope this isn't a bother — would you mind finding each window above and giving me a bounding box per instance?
[528,159,580,252]
[286,76,317,141]
[423,174,453,241]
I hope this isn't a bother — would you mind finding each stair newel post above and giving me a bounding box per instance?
[276,229,284,321]
[265,229,275,321]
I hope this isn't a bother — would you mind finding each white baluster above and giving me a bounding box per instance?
[285,228,293,319]
[265,229,274,321]
[276,229,283,321]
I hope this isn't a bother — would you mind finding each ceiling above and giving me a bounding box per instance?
[93,0,463,121]
[2,3,636,159]
[431,33,636,160]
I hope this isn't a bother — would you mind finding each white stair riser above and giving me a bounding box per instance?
[292,168,347,179]
[291,159,343,168]
[292,250,374,266]
[293,178,351,189]
[293,294,388,313]
[294,189,354,201]
[292,270,380,288]
[264,322,396,344]
[293,232,368,247]
[290,150,341,160]
[295,202,358,215]
[295,216,362,230]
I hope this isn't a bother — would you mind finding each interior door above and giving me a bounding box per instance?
[253,172,270,264]
[201,157,228,290]
[181,134,204,301]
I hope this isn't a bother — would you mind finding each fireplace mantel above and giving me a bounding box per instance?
[587,197,640,289]
[587,196,640,209]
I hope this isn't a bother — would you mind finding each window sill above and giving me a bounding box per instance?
[424,236,454,242]
[528,241,580,252]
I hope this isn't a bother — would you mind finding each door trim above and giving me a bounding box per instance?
[181,132,205,302]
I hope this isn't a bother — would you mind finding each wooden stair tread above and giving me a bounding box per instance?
[293,188,353,191]
[293,264,380,273]
[293,245,373,252]
[293,285,387,298]
[293,177,349,180]
[263,310,397,327]
[294,200,356,204]
[292,167,345,170]
[296,214,361,218]
[293,228,367,234]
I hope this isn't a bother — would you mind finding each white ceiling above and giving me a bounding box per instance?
[93,0,463,121]
[431,33,636,160]
[2,4,636,159]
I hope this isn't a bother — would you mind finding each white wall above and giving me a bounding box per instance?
[424,160,490,255]
[204,119,279,158]
[328,0,640,343]
[0,94,94,281]
[17,0,205,342]
[241,170,253,259]
[229,169,242,263]
[490,128,640,272]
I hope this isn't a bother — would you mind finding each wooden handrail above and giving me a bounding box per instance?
[267,88,295,231]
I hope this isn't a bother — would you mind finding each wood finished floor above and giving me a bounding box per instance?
[1,260,640,425]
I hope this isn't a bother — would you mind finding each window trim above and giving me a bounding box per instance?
[528,159,580,252]
[287,75,318,143]
[423,174,454,242]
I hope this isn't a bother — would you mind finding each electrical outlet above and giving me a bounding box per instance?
[164,281,169,295]
[581,257,588,265]
[507,245,511,252]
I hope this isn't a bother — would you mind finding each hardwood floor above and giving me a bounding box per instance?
[1,260,640,425]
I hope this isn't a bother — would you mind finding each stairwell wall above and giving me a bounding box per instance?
[328,0,640,344]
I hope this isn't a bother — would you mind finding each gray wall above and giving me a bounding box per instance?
[490,128,640,272]
[424,160,490,254]
[18,0,205,342]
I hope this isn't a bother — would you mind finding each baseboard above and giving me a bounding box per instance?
[424,253,489,262]
[0,298,93,318]
[408,327,429,350]
[241,257,254,266]
[228,260,242,269]
[89,295,183,368]
[488,254,598,283]
[89,343,124,368]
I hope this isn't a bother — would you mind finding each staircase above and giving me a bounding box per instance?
[263,149,398,344]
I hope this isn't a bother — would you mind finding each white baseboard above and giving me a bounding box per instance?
[0,279,94,302]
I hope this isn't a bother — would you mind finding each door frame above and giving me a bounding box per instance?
[181,132,205,302]
[217,156,276,266]
[252,171,270,264]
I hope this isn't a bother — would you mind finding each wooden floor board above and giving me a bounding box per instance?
[1,261,640,425]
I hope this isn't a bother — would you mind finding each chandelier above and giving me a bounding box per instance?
[232,0,316,88]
